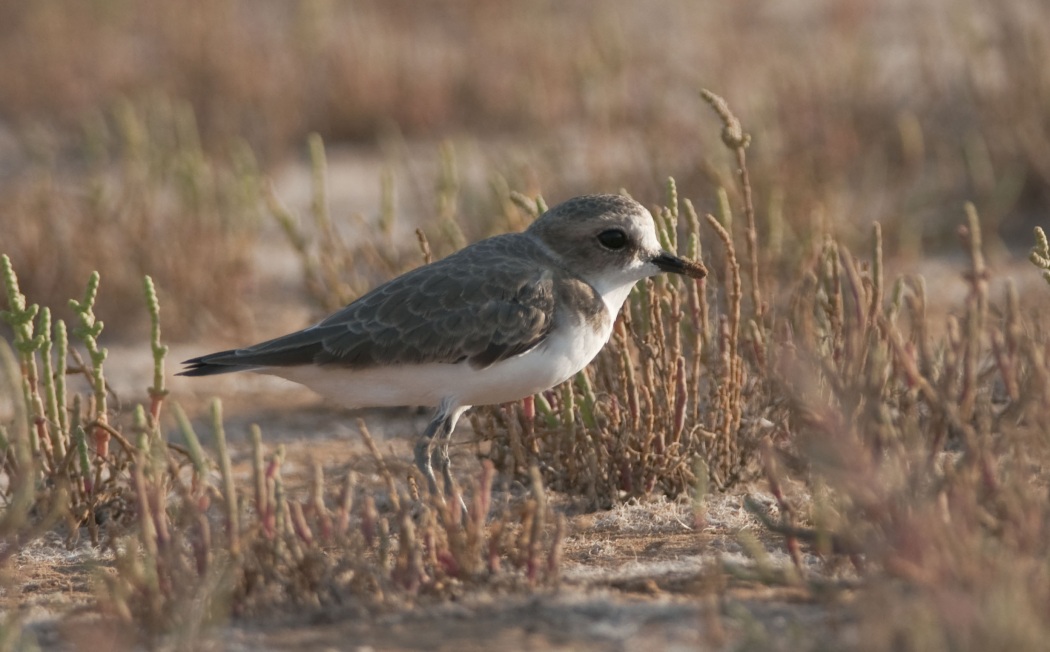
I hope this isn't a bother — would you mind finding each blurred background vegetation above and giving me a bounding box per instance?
[1,0,1047,337]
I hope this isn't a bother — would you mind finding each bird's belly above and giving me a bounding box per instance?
[268,319,611,409]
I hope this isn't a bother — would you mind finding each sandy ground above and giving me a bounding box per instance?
[6,145,1040,651]
[10,415,854,651]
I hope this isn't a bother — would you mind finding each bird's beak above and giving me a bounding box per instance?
[651,252,707,279]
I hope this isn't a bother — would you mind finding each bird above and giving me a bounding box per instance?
[179,194,707,498]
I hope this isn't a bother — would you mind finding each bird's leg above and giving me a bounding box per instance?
[413,402,469,515]
[435,445,454,498]
[432,405,469,499]
[413,410,447,496]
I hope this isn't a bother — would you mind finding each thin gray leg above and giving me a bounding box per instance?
[412,402,469,517]
[433,405,469,497]
[413,409,449,496]
[413,401,466,495]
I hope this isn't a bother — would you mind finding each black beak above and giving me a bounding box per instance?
[651,252,707,279]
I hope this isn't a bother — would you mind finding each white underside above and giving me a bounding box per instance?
[269,305,619,410]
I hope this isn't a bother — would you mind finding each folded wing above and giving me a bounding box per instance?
[178,235,558,376]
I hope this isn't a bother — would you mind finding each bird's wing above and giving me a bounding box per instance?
[179,235,561,376]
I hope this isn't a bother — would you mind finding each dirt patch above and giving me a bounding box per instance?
[7,436,851,652]
[3,384,852,651]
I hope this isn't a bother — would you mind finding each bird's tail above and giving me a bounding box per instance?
[177,350,260,377]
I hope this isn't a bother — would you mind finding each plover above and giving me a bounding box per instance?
[179,194,706,496]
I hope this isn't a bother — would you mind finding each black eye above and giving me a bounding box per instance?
[597,229,628,250]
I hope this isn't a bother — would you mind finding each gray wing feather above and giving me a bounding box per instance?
[179,234,559,376]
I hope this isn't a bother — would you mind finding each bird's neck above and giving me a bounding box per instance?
[596,281,637,319]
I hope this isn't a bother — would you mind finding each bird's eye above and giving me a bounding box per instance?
[597,229,628,250]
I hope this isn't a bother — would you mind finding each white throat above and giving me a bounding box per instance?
[594,280,637,318]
